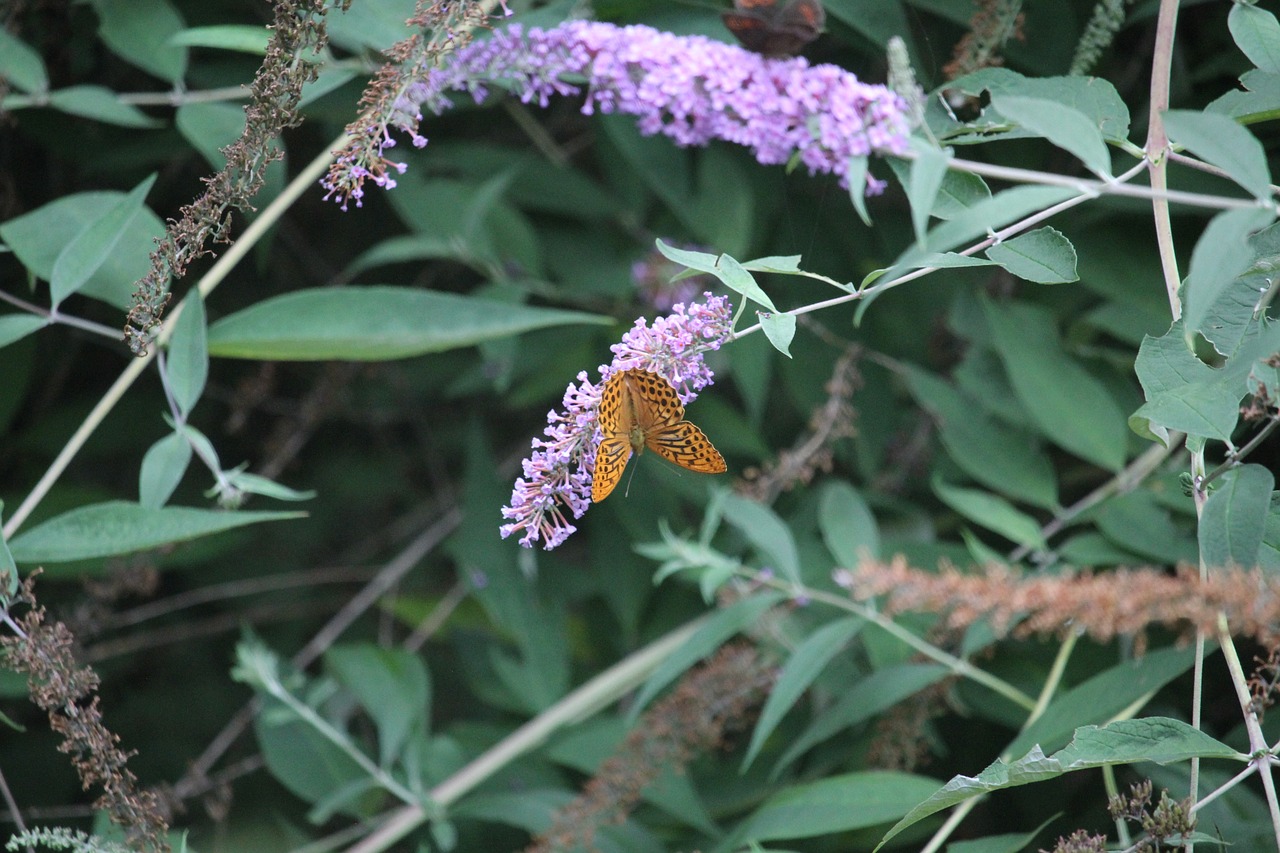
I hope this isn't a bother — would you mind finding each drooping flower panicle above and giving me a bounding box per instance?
[325,20,912,208]
[499,293,733,549]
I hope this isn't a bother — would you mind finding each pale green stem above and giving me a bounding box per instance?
[1023,632,1077,732]
[947,154,1267,212]
[735,159,1149,340]
[919,796,981,853]
[1102,764,1130,847]
[2,138,340,538]
[1217,615,1280,848]
[1147,0,1182,320]
[748,570,1037,711]
[340,616,707,853]
[259,674,418,806]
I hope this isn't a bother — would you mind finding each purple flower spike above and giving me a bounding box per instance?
[325,21,912,207]
[500,293,733,549]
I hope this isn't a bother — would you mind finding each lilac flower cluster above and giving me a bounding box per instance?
[324,20,912,207]
[500,293,734,549]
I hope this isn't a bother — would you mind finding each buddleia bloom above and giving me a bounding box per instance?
[500,293,733,549]
[324,20,913,208]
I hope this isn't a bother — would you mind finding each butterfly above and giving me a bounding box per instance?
[722,0,826,56]
[591,368,727,502]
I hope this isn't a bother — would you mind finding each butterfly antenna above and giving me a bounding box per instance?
[623,461,639,498]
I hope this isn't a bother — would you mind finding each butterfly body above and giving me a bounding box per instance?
[591,369,727,502]
[722,0,825,56]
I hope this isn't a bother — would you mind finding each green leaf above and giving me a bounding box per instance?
[737,771,942,843]
[721,495,800,583]
[224,471,315,502]
[757,311,795,357]
[743,617,863,770]
[50,175,157,306]
[877,718,1241,849]
[904,252,996,271]
[984,227,1078,284]
[1131,322,1243,441]
[714,254,778,312]
[818,481,881,565]
[740,255,802,274]
[207,287,610,360]
[886,185,1077,280]
[9,501,304,564]
[630,593,783,718]
[1230,4,1280,74]
[846,155,872,225]
[1163,110,1272,199]
[1200,464,1275,569]
[0,191,168,312]
[906,143,949,244]
[138,432,193,510]
[902,366,1058,509]
[326,644,430,766]
[1183,207,1276,351]
[1094,491,1198,564]
[90,0,187,82]
[1004,645,1203,760]
[1209,69,1280,123]
[933,478,1046,549]
[982,298,1128,471]
[991,94,1112,177]
[253,691,372,816]
[167,293,208,416]
[0,29,48,93]
[175,102,247,170]
[47,85,164,128]
[0,315,50,350]
[943,68,1132,144]
[169,25,270,54]
[326,0,418,53]
[774,664,952,778]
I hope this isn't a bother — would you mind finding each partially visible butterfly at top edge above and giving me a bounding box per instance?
[591,369,727,503]
[722,0,826,57]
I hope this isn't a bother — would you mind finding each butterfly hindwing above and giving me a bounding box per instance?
[646,420,728,474]
[591,435,633,502]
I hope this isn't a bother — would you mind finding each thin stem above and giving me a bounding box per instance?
[919,796,981,853]
[2,136,340,539]
[1218,616,1280,847]
[749,570,1037,711]
[1147,0,1182,319]
[0,290,120,339]
[1202,413,1280,488]
[0,765,28,843]
[343,616,709,853]
[258,670,418,805]
[170,506,460,801]
[734,160,1150,340]
[1009,436,1183,563]
[1024,632,1077,731]
[947,154,1265,212]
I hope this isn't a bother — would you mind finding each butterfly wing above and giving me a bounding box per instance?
[647,420,728,474]
[592,435,633,502]
[592,371,641,502]
[624,368,685,429]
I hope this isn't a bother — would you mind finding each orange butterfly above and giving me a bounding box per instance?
[591,369,727,502]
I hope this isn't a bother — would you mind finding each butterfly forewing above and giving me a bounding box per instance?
[625,369,685,428]
[590,368,726,502]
